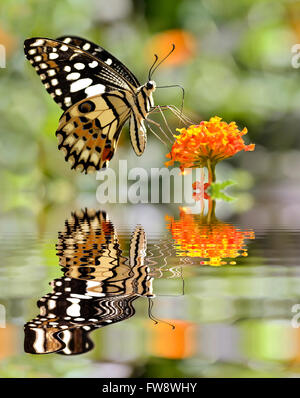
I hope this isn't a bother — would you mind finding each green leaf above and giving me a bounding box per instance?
[209,180,236,202]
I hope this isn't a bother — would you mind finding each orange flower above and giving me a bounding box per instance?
[166,207,255,266]
[166,116,255,181]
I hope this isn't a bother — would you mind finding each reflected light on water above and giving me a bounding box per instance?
[0,200,297,376]
[166,200,255,266]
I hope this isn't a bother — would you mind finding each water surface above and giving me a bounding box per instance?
[1,200,300,378]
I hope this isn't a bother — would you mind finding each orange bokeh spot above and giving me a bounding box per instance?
[287,2,300,42]
[0,324,18,360]
[147,319,196,359]
[0,26,16,57]
[146,29,196,67]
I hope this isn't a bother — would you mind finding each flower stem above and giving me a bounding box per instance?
[207,159,216,184]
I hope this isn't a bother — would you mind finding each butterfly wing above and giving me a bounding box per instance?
[57,35,140,88]
[56,91,131,173]
[24,37,137,110]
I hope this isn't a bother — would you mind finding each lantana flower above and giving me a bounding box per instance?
[166,116,255,184]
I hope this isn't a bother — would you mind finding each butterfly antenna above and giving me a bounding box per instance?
[149,44,175,79]
[148,54,159,81]
[147,298,175,330]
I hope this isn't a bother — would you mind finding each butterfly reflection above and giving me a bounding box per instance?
[24,209,153,355]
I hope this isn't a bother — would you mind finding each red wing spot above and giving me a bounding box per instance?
[102,148,114,161]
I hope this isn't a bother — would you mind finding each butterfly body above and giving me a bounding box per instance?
[24,36,157,173]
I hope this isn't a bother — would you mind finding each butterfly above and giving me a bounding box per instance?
[24,36,169,173]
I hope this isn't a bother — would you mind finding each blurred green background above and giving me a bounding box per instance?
[1,0,300,209]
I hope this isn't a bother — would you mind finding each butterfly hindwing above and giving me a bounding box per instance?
[24,37,135,110]
[129,112,147,156]
[56,91,131,173]
[57,35,140,88]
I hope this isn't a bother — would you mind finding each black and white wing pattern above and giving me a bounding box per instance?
[24,37,139,111]
[57,35,140,88]
[56,91,132,173]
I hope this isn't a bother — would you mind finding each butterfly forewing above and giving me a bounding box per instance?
[57,35,140,88]
[56,91,131,173]
[24,37,136,110]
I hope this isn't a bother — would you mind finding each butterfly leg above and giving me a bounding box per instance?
[166,105,195,125]
[146,118,174,146]
[153,105,174,138]
[150,105,194,125]
[144,119,172,151]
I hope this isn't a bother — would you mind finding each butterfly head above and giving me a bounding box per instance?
[145,80,156,93]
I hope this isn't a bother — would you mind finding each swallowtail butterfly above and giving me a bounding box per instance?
[24,36,163,173]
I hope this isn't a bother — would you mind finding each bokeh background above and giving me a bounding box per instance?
[1,0,300,378]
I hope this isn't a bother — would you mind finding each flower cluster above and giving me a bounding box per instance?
[166,116,255,177]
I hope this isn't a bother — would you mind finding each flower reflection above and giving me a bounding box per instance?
[24,209,153,355]
[166,201,255,266]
